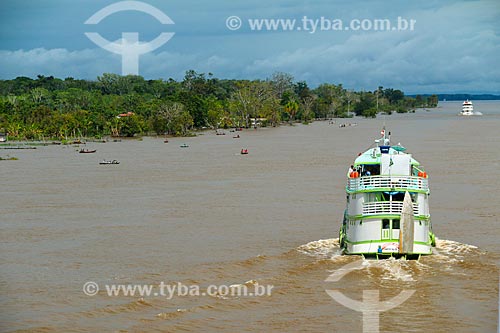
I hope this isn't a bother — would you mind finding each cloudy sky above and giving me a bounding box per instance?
[0,0,499,93]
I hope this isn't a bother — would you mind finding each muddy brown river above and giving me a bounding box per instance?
[1,101,499,332]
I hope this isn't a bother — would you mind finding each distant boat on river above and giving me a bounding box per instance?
[99,160,119,165]
[460,100,474,116]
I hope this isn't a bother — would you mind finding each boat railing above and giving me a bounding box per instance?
[362,201,419,216]
[347,175,428,192]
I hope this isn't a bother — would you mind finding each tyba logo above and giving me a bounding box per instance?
[84,1,175,75]
[325,260,415,333]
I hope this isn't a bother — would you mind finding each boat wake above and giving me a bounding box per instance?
[430,238,483,264]
[297,237,484,281]
[297,238,481,260]
[296,238,342,259]
[364,257,422,281]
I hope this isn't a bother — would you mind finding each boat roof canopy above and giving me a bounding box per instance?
[353,147,420,166]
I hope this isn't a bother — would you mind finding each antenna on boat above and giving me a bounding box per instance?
[378,126,390,146]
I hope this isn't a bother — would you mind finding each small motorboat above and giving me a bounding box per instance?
[240,149,249,155]
[164,139,169,143]
[216,131,226,136]
[79,149,96,153]
[180,144,189,148]
[233,135,240,139]
[99,160,120,165]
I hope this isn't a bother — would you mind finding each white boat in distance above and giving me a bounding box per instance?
[338,128,436,259]
[460,100,474,116]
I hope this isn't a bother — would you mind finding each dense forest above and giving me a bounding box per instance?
[409,94,500,101]
[0,71,438,140]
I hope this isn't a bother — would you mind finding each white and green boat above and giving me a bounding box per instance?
[339,129,436,259]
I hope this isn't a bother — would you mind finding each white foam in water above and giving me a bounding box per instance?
[298,238,481,280]
[429,239,482,268]
[364,257,417,282]
[297,238,342,259]
[435,238,478,255]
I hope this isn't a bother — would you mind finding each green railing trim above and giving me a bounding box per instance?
[346,188,430,194]
[353,162,380,166]
[345,239,432,246]
[344,251,432,255]
[346,214,430,220]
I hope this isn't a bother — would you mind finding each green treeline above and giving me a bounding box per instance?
[0,71,438,139]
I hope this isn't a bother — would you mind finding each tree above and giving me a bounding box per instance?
[175,110,194,136]
[270,72,294,100]
[284,100,299,123]
[30,87,49,104]
[352,92,374,116]
[415,95,423,107]
[152,102,193,136]
[428,94,438,107]
[295,81,312,101]
[344,90,359,117]
[231,84,253,127]
[383,88,404,104]
[206,97,225,129]
[118,114,144,137]
[313,83,344,117]
[300,96,315,123]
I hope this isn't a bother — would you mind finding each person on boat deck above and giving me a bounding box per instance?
[348,165,354,177]
[365,170,371,176]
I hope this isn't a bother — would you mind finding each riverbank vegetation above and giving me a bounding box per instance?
[0,71,438,139]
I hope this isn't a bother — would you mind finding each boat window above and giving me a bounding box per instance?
[392,192,404,202]
[361,164,380,176]
[382,219,390,229]
[392,219,400,229]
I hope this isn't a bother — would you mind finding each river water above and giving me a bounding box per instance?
[1,101,499,332]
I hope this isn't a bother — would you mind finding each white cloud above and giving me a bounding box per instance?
[0,48,119,79]
[0,1,498,93]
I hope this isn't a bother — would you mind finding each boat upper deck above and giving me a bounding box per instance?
[347,175,429,193]
[346,132,429,194]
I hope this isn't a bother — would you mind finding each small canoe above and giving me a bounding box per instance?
[99,160,119,165]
